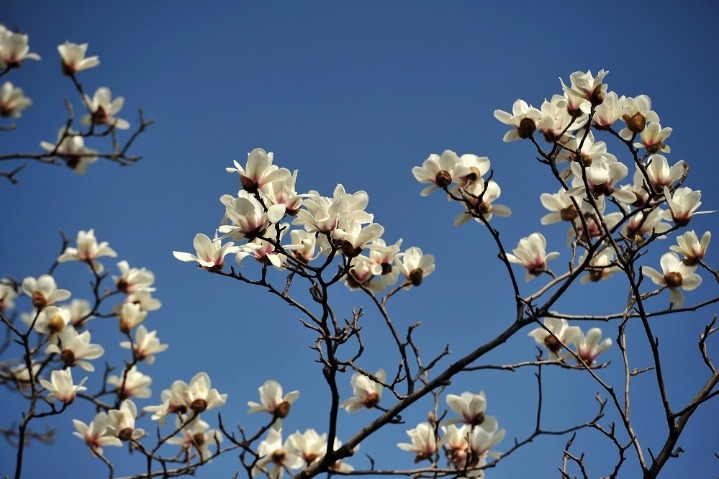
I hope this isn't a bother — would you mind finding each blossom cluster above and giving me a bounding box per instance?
[174,147,436,293]
[1,24,132,176]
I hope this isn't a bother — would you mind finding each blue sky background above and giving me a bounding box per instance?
[2,1,718,477]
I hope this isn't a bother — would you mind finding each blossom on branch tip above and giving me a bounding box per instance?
[397,422,441,463]
[579,249,622,284]
[560,69,608,109]
[173,233,239,271]
[0,281,18,311]
[593,91,629,129]
[248,380,300,424]
[40,128,98,174]
[73,413,122,455]
[444,391,495,428]
[619,94,660,139]
[114,260,156,293]
[227,148,291,194]
[540,188,577,225]
[572,328,612,366]
[120,324,168,364]
[645,154,686,193]
[22,274,71,309]
[287,429,326,467]
[45,326,104,371]
[81,87,129,129]
[528,318,581,359]
[662,187,714,226]
[57,229,117,272]
[252,428,303,479]
[642,252,702,309]
[506,232,559,281]
[670,230,710,266]
[58,41,99,74]
[494,99,551,142]
[0,30,40,69]
[395,247,435,288]
[412,150,471,196]
[341,368,386,413]
[0,81,32,117]
[118,302,147,333]
[28,305,71,335]
[107,365,152,399]
[184,372,228,413]
[635,122,672,154]
[167,416,222,463]
[39,368,87,404]
[455,179,512,226]
[107,399,144,441]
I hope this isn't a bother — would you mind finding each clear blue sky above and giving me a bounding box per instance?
[2,1,718,478]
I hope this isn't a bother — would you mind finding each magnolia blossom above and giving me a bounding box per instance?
[40,129,98,174]
[645,154,686,193]
[539,95,585,142]
[0,81,32,117]
[579,249,622,284]
[39,368,87,404]
[662,187,714,226]
[560,69,608,110]
[289,229,319,263]
[287,428,326,466]
[124,289,162,311]
[467,420,505,462]
[619,94,660,139]
[114,260,156,293]
[397,422,441,463]
[0,30,40,69]
[220,191,271,241]
[0,281,18,310]
[118,302,147,333]
[174,233,239,271]
[145,380,193,425]
[73,413,122,455]
[572,328,612,366]
[540,188,577,225]
[568,155,634,204]
[58,41,99,74]
[528,318,581,359]
[444,391,495,427]
[341,368,386,413]
[22,274,71,309]
[670,230,711,266]
[455,179,512,226]
[394,247,435,288]
[30,306,72,335]
[621,207,670,242]
[226,148,291,194]
[248,380,300,424]
[252,428,304,479]
[167,417,222,463]
[593,91,628,129]
[57,229,117,272]
[68,299,93,327]
[642,252,703,309]
[183,372,228,413]
[635,122,672,153]
[506,233,559,281]
[81,87,130,129]
[107,400,144,441]
[107,365,152,399]
[452,154,491,191]
[412,150,471,196]
[45,326,104,371]
[120,325,168,364]
[556,131,608,165]
[494,99,552,142]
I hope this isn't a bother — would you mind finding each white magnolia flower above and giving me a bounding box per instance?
[248,380,300,425]
[528,318,581,359]
[167,417,222,463]
[395,247,435,288]
[397,422,441,463]
[540,188,577,225]
[560,69,608,110]
[412,150,471,196]
[227,148,291,194]
[118,302,147,334]
[184,372,228,413]
[662,187,714,226]
[114,260,156,293]
[58,41,99,74]
[0,81,32,117]
[73,412,122,455]
[494,99,552,142]
[572,328,612,366]
[593,91,629,129]
[45,326,104,371]
[634,122,672,153]
[107,399,144,441]
[252,428,303,479]
[506,233,559,281]
[341,369,386,413]
[39,368,87,404]
[40,128,98,174]
[670,231,711,266]
[579,249,622,284]
[57,229,117,272]
[619,94,660,139]
[173,233,239,271]
[22,274,71,309]
[455,179,512,226]
[444,391,495,428]
[30,305,72,335]
[287,428,327,466]
[0,281,18,310]
[642,252,703,309]
[81,87,130,129]
[107,365,152,399]
[0,31,40,69]
[120,325,168,364]
[645,154,686,193]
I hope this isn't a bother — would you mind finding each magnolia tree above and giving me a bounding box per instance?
[2,26,718,479]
